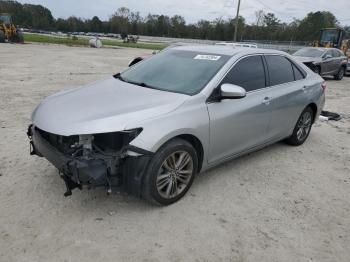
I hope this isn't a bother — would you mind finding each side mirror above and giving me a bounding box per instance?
[220,83,246,99]
[323,54,332,60]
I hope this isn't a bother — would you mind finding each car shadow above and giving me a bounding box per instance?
[194,141,286,186]
[322,76,335,81]
[38,140,289,215]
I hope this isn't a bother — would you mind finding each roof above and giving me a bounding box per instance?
[173,44,287,57]
[299,47,336,52]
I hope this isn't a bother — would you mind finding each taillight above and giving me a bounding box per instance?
[321,81,326,92]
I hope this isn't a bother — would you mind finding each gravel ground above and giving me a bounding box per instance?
[0,43,349,262]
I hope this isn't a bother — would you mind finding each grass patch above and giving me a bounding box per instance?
[24,33,167,50]
[102,39,167,50]
[24,33,88,46]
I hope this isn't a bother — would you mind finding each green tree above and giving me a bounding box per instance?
[89,16,102,32]
[22,3,54,29]
[296,11,338,41]
[263,13,280,27]
[170,15,186,37]
[1,0,349,42]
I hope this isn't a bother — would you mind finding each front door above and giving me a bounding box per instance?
[207,55,272,164]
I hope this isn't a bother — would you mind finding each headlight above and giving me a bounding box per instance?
[31,104,40,121]
[92,128,142,151]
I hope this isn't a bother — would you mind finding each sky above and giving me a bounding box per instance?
[17,0,350,25]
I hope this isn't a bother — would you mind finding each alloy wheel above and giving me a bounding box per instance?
[296,111,312,141]
[156,151,194,199]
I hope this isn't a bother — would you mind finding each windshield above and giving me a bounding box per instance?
[120,49,230,95]
[0,15,11,24]
[293,48,325,58]
[320,30,338,43]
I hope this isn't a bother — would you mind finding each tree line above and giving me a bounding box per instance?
[1,0,349,42]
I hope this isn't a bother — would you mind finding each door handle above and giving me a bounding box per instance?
[262,96,271,105]
[302,86,307,93]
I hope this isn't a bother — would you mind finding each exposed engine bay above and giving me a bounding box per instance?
[27,125,152,197]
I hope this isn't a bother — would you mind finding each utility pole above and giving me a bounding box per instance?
[233,0,241,42]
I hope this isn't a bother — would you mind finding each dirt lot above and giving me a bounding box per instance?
[0,43,349,262]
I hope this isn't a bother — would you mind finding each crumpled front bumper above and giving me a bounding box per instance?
[27,125,152,197]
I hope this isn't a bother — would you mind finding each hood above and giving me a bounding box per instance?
[293,56,322,64]
[33,76,188,136]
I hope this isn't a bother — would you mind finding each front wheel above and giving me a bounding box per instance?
[334,67,345,80]
[285,107,314,146]
[142,138,198,205]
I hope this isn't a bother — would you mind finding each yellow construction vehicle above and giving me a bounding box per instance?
[313,28,350,58]
[0,13,24,43]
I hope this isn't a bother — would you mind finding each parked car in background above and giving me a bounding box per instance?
[28,46,325,205]
[215,42,258,48]
[293,47,347,80]
[347,50,350,75]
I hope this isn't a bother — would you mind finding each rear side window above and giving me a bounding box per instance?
[331,49,340,57]
[292,64,305,80]
[265,55,294,86]
[336,49,344,57]
[221,55,266,92]
[323,50,332,58]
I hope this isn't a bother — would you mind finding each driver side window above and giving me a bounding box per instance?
[323,50,333,58]
[221,55,266,92]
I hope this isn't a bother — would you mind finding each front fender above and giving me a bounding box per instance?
[128,96,210,166]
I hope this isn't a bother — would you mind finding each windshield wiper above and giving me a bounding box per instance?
[114,73,127,82]
[114,73,159,90]
[136,82,158,89]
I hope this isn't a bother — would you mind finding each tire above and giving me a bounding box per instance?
[142,138,198,205]
[285,106,314,146]
[0,30,5,43]
[10,34,17,43]
[334,67,345,80]
[17,31,24,43]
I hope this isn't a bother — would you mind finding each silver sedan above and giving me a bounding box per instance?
[28,45,325,205]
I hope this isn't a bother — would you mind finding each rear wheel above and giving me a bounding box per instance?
[285,107,314,146]
[142,138,198,205]
[334,67,345,80]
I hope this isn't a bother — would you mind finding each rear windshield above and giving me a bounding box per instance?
[120,49,230,95]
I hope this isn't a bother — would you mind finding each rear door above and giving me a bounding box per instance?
[207,55,273,163]
[264,55,308,139]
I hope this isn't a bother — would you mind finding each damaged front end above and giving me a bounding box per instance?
[27,125,152,197]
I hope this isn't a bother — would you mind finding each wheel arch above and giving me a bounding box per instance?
[307,102,318,123]
[151,133,205,172]
[136,133,205,202]
[176,134,204,172]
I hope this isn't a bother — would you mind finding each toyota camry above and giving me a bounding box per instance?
[28,45,325,205]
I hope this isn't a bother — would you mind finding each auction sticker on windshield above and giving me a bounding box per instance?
[194,54,221,61]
